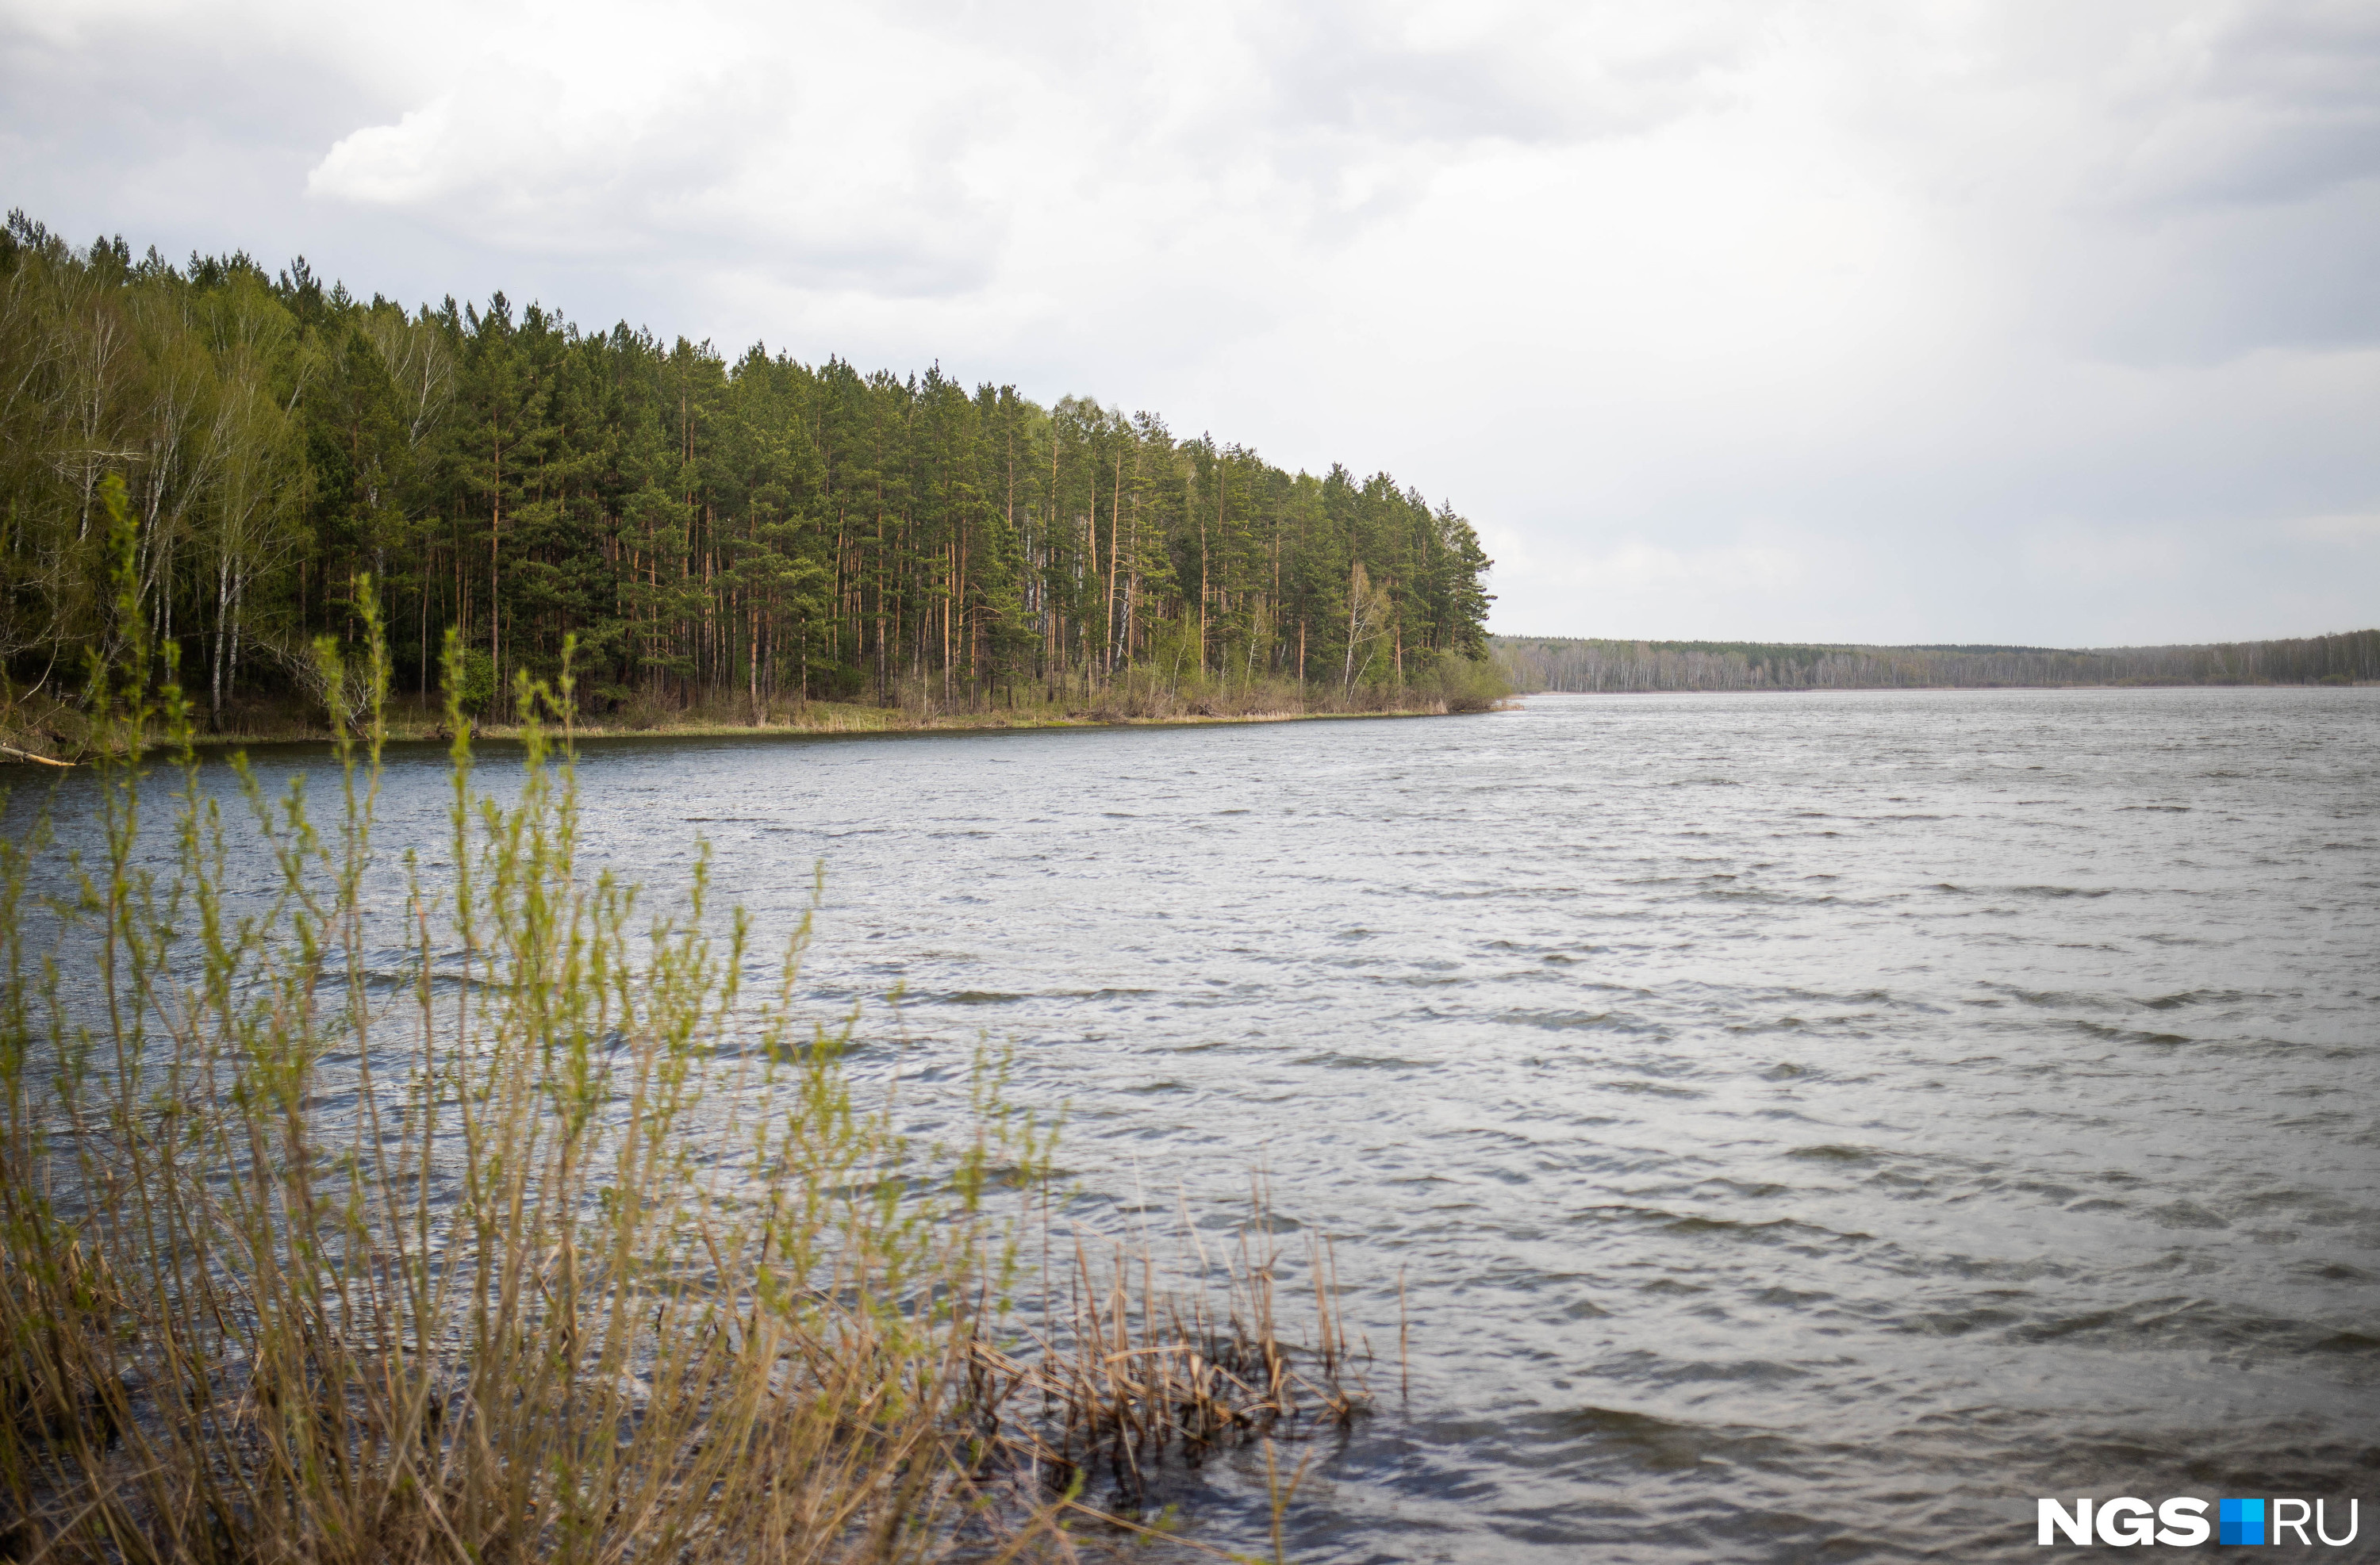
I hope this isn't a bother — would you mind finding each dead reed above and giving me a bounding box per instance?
[0,481,1368,1565]
[973,1183,1370,1514]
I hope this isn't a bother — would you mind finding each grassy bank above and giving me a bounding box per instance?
[0,498,1368,1562]
[3,656,1510,761]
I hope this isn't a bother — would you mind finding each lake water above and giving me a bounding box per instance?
[19,687,2380,1559]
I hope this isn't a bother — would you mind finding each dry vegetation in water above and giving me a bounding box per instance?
[2,655,1506,761]
[0,480,1372,1564]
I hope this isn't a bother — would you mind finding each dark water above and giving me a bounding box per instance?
[20,688,2380,1559]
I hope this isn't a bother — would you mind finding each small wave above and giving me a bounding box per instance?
[1900,1306,2025,1337]
[1578,1206,1869,1249]
[1294,1050,1429,1070]
[2008,1295,2380,1360]
[1655,1357,1810,1386]
[1534,1405,1796,1475]
[2148,1199,2230,1229]
[2291,1260,2376,1283]
[1606,1080,1703,1099]
[1990,984,2121,1010]
[2313,1330,2380,1353]
[2068,1019,2191,1045]
[1500,1008,1657,1034]
[2140,988,2263,1011]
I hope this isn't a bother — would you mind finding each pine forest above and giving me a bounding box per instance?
[0,214,1500,741]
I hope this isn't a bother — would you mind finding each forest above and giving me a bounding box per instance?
[0,213,1499,741]
[1494,631,2380,692]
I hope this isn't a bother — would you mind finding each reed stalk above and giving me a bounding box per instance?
[0,478,1368,1565]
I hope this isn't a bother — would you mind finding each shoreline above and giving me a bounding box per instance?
[3,700,1492,765]
[1503,680,2378,696]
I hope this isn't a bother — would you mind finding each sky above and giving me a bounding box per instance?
[3,0,2374,646]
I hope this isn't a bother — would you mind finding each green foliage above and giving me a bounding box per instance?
[1494,632,2380,692]
[1430,652,1513,712]
[0,488,1077,1559]
[0,480,1385,1562]
[1,209,1497,726]
[449,644,495,715]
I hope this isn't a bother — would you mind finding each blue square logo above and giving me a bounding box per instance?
[2219,1498,2265,1546]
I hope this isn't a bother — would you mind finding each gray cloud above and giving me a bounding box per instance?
[2,0,2373,642]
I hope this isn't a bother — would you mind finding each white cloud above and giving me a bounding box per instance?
[2285,512,2380,544]
[3,0,2374,642]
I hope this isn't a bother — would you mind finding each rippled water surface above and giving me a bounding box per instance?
[31,688,2380,1559]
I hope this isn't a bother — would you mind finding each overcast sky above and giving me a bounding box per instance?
[4,0,2374,645]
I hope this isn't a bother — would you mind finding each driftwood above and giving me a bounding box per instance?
[0,743,71,768]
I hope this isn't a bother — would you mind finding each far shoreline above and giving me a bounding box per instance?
[1504,681,2378,696]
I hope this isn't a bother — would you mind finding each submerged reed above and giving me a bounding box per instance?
[0,480,1367,1564]
[987,1185,1368,1513]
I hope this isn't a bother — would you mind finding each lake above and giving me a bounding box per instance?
[18,686,2379,1560]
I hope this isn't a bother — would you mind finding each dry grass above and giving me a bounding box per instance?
[52,640,1508,753]
[983,1188,1370,1514]
[0,482,1369,1565]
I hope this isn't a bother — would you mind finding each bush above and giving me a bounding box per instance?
[0,490,1059,1561]
[1433,653,1514,713]
[0,483,1371,1563]
[450,645,497,715]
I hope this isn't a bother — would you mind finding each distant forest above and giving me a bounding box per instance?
[0,213,1495,728]
[1495,631,2380,693]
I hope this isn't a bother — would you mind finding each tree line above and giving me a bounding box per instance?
[1494,632,2380,693]
[0,213,1497,731]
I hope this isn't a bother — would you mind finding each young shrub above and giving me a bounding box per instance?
[0,479,1069,1564]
